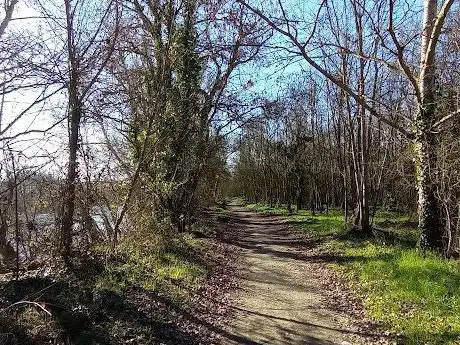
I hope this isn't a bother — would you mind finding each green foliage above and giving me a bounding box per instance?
[247,204,460,345]
[171,23,202,95]
[122,2,234,232]
[127,7,213,226]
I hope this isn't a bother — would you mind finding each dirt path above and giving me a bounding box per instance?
[219,206,382,345]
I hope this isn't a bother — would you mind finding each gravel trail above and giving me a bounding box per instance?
[220,206,384,345]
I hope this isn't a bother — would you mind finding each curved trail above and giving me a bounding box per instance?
[220,206,374,345]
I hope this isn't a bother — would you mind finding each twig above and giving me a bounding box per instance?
[0,301,52,317]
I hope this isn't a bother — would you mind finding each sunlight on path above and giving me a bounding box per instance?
[220,207,368,345]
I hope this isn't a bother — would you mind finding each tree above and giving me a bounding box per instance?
[38,0,121,261]
[238,0,458,251]
[415,0,455,249]
[108,0,269,233]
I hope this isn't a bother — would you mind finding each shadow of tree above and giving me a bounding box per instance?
[0,242,229,345]
[0,274,225,345]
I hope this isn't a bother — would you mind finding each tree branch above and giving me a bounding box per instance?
[388,0,421,104]
[0,0,18,38]
[432,108,460,129]
[237,0,414,139]
[419,0,455,85]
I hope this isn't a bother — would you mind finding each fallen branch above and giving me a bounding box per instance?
[0,300,52,317]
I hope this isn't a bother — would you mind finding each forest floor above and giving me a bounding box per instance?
[0,213,241,345]
[2,203,458,344]
[218,204,390,345]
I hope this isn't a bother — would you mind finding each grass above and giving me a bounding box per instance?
[247,203,346,237]
[338,244,460,344]
[94,230,205,301]
[246,203,460,345]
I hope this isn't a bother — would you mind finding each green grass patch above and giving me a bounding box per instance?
[337,243,460,345]
[247,203,460,345]
[246,203,346,237]
[94,230,205,302]
[246,203,288,214]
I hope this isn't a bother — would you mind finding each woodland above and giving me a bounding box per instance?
[0,0,459,344]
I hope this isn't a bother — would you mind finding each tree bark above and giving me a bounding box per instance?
[60,92,81,261]
[60,0,81,261]
[417,0,443,250]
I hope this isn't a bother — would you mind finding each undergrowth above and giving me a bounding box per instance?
[94,230,205,301]
[0,220,213,345]
[246,202,460,345]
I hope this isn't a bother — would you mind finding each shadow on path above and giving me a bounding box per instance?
[216,205,379,345]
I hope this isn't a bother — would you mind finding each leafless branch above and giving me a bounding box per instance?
[237,0,414,139]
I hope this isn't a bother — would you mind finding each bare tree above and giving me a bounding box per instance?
[238,0,457,250]
[35,0,121,261]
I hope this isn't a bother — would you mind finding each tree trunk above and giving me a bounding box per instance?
[354,0,371,234]
[296,185,302,211]
[60,0,81,261]
[416,135,442,249]
[60,100,81,260]
[417,0,443,250]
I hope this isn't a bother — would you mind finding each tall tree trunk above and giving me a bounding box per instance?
[353,0,371,234]
[60,0,81,261]
[60,91,81,261]
[296,174,303,211]
[417,0,442,250]
[416,134,441,249]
